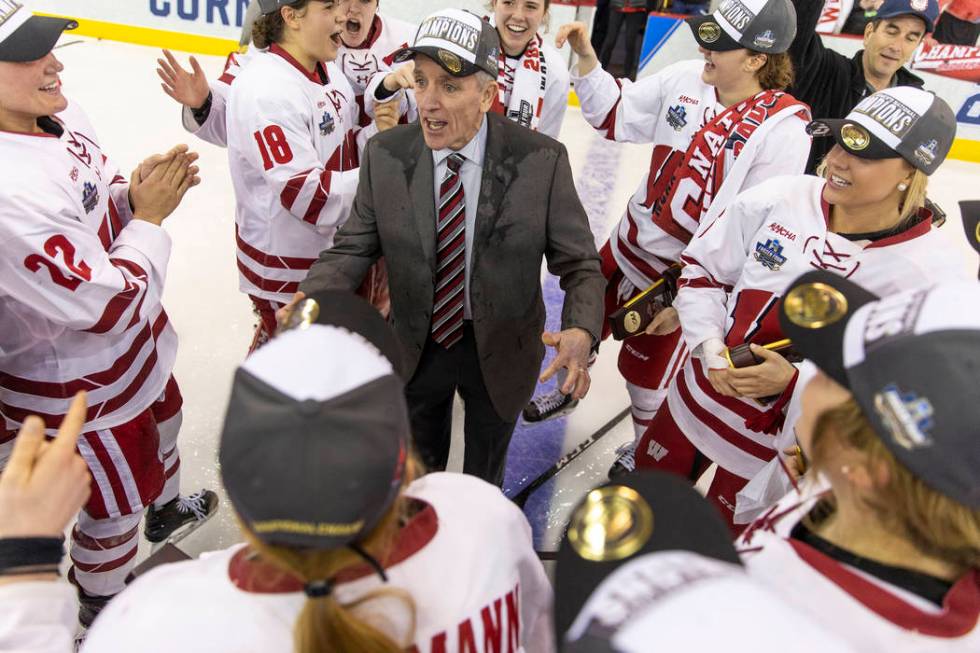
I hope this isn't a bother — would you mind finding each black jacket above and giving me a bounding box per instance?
[789,0,925,173]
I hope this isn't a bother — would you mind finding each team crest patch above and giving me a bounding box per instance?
[698,22,721,43]
[874,384,934,450]
[753,30,775,49]
[914,139,938,167]
[82,181,99,214]
[438,50,463,74]
[754,238,787,271]
[319,111,335,136]
[667,104,688,131]
[911,0,928,10]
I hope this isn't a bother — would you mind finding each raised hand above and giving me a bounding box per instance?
[0,392,91,539]
[555,22,600,76]
[157,49,211,109]
[382,60,415,94]
[374,99,400,132]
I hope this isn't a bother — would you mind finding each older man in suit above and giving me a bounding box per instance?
[292,9,604,485]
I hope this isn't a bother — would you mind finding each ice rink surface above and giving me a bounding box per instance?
[48,35,980,563]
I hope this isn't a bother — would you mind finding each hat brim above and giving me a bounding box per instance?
[686,14,743,52]
[392,45,482,78]
[0,15,77,63]
[555,471,739,642]
[807,118,902,161]
[876,9,935,33]
[779,270,879,388]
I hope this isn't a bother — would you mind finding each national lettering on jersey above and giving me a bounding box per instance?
[0,101,177,435]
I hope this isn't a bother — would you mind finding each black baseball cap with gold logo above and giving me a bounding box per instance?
[220,292,409,548]
[555,472,739,643]
[688,0,797,54]
[780,270,980,509]
[393,8,499,78]
[806,86,955,175]
[0,1,76,62]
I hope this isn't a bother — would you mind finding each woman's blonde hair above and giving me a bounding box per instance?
[252,0,311,49]
[808,399,980,571]
[242,454,423,653]
[816,159,929,227]
[755,51,794,90]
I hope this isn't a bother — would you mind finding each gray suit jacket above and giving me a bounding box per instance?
[300,113,604,419]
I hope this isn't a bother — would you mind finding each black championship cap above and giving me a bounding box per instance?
[0,1,76,63]
[280,289,407,379]
[220,295,409,549]
[393,8,500,77]
[688,0,797,54]
[780,271,980,509]
[556,471,855,652]
[807,86,956,175]
[255,0,304,15]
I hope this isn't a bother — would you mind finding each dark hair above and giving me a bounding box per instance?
[252,0,311,49]
[755,51,794,90]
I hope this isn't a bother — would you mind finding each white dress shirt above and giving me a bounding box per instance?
[431,116,487,319]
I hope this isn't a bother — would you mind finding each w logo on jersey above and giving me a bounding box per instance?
[82,182,99,214]
[754,238,787,271]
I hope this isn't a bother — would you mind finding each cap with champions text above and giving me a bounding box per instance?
[555,471,855,652]
[687,0,797,54]
[219,292,409,549]
[0,1,76,62]
[780,271,980,509]
[874,0,940,33]
[393,8,500,77]
[807,86,955,175]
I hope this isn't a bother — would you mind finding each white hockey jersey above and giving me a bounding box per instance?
[669,175,971,479]
[184,13,413,144]
[737,483,980,652]
[572,60,811,288]
[0,101,176,435]
[84,472,555,653]
[227,45,371,304]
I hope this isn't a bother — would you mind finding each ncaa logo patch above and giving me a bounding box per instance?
[82,182,99,214]
[874,384,934,450]
[754,238,787,271]
[667,104,688,131]
[319,111,335,136]
[753,30,775,49]
[914,139,938,167]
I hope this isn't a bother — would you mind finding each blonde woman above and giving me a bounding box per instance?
[85,293,554,652]
[634,87,971,532]
[738,273,980,651]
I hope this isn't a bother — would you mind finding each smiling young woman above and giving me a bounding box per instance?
[631,86,971,534]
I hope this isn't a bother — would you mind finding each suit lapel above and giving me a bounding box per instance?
[406,131,436,271]
[474,116,514,248]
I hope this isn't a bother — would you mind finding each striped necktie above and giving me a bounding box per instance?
[431,153,466,349]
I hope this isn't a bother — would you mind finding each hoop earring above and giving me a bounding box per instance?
[898,183,908,192]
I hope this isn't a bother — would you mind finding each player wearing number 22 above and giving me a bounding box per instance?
[227,0,376,349]
[634,87,973,533]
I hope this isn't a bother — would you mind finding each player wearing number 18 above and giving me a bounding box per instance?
[633,87,973,533]
[226,0,377,350]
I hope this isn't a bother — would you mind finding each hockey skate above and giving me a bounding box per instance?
[67,568,113,630]
[144,490,219,544]
[608,440,637,478]
[522,388,578,423]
